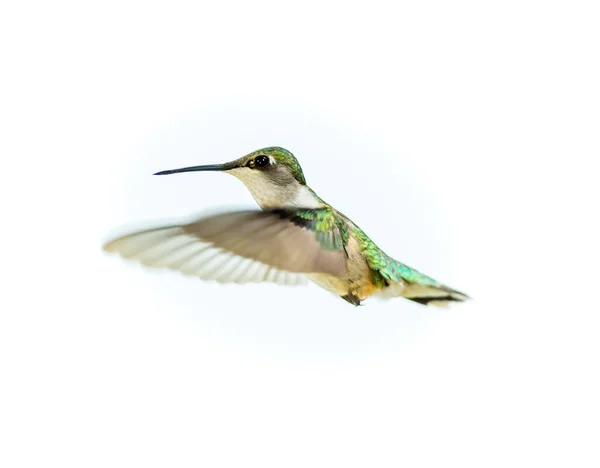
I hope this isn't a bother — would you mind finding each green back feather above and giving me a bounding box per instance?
[353,227,440,286]
[277,207,348,252]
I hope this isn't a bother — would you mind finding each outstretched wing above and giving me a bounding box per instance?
[103,209,348,285]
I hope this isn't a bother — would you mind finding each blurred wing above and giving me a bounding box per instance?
[103,210,347,285]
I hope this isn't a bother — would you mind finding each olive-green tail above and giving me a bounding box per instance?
[353,227,469,307]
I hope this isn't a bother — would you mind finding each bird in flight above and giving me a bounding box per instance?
[104,147,468,306]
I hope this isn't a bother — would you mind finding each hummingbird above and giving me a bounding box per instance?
[103,147,469,306]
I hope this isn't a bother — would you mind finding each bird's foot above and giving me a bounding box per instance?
[341,293,362,306]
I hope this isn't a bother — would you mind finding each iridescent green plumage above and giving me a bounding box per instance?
[353,227,440,286]
[281,207,347,252]
[238,147,468,306]
[247,147,307,185]
[104,145,469,307]
[290,207,440,287]
[280,202,465,306]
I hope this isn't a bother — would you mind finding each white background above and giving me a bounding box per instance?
[1,1,599,466]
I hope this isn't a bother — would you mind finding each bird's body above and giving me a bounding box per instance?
[104,147,468,306]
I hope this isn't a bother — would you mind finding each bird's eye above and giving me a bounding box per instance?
[254,155,270,168]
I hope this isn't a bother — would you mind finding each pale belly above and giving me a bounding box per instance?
[307,237,379,300]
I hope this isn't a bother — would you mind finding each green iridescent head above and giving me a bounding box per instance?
[243,146,306,185]
[155,146,306,185]
[153,146,313,209]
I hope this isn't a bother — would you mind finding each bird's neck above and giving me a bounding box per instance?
[255,183,325,210]
[287,184,325,209]
[231,170,325,209]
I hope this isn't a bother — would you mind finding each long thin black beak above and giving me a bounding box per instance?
[153,164,226,176]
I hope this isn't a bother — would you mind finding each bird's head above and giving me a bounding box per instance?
[155,147,321,209]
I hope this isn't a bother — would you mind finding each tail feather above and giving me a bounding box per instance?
[375,279,470,306]
[403,283,470,307]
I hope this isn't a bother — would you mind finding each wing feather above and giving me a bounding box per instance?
[103,209,347,286]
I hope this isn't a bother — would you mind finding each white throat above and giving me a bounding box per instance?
[228,168,324,209]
